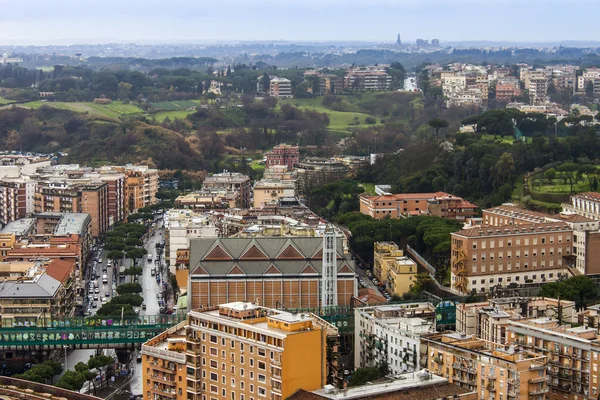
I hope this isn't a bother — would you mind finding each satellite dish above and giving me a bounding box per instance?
[243,304,247,310]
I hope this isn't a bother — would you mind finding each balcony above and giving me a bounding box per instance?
[142,344,186,364]
[149,362,176,373]
[528,376,548,384]
[507,389,518,397]
[529,387,549,395]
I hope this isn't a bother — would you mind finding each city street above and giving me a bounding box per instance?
[64,216,167,399]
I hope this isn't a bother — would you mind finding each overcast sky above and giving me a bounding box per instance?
[0,0,595,45]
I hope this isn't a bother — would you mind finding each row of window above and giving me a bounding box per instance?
[468,236,569,249]
[469,259,561,273]
[470,273,554,285]
[471,248,565,260]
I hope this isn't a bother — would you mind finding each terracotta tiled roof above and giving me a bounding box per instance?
[573,192,600,202]
[45,259,75,283]
[357,288,387,306]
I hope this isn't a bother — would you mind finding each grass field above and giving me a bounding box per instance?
[279,98,380,132]
[0,97,13,105]
[153,110,196,122]
[360,182,376,195]
[21,101,144,120]
[480,134,523,145]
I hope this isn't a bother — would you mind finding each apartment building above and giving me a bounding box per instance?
[354,303,435,374]
[456,297,576,344]
[495,82,522,102]
[577,68,600,93]
[0,155,52,177]
[203,171,251,209]
[269,77,293,99]
[360,191,478,220]
[174,189,239,210]
[0,259,77,327]
[141,321,187,400]
[188,236,356,309]
[529,76,549,104]
[164,209,217,273]
[485,203,600,275]
[303,71,344,95]
[345,66,392,91]
[372,242,416,296]
[450,222,574,294]
[179,302,338,400]
[95,172,125,226]
[253,179,296,209]
[0,178,32,226]
[34,181,108,238]
[265,144,299,171]
[295,158,349,195]
[116,165,159,213]
[421,332,548,400]
[508,318,600,400]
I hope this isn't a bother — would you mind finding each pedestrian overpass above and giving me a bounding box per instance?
[0,314,186,348]
[0,296,458,349]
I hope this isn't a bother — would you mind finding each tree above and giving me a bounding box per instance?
[74,362,97,395]
[117,82,132,101]
[107,250,124,264]
[557,162,579,194]
[123,266,143,276]
[540,276,599,309]
[348,367,380,387]
[55,370,86,391]
[111,293,144,306]
[116,283,143,295]
[14,360,63,384]
[491,152,516,190]
[578,164,597,190]
[544,168,557,183]
[88,354,115,390]
[428,118,449,140]
[126,247,147,265]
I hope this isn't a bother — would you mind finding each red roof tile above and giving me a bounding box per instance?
[45,259,75,283]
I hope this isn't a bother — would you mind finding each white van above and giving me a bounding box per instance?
[102,274,108,284]
[147,254,153,262]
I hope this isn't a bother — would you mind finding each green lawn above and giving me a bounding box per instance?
[251,160,265,173]
[279,97,380,132]
[480,134,524,145]
[153,110,196,122]
[20,101,143,120]
[0,97,13,105]
[360,183,376,195]
[532,181,591,194]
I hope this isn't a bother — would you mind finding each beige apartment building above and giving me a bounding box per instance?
[173,302,338,400]
[421,332,548,400]
[253,179,296,209]
[456,297,576,344]
[372,241,416,296]
[203,171,251,209]
[269,77,293,99]
[508,318,600,400]
[451,222,574,294]
[484,203,600,275]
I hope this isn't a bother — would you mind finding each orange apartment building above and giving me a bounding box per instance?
[188,237,356,310]
[360,191,478,220]
[145,302,338,400]
[451,222,574,294]
[421,332,548,400]
[141,321,187,400]
[508,317,600,400]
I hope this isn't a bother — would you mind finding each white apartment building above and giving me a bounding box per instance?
[577,68,600,92]
[563,192,600,221]
[354,303,435,375]
[269,77,293,99]
[165,209,217,273]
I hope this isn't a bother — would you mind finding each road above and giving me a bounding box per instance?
[118,215,167,399]
[65,216,168,398]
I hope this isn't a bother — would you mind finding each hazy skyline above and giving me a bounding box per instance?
[0,0,595,45]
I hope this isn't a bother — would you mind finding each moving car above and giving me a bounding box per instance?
[102,274,108,284]
[141,303,147,310]
[105,291,110,298]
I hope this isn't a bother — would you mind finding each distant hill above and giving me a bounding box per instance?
[0,105,204,170]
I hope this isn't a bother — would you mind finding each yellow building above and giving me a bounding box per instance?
[373,241,416,295]
[421,332,548,400]
[142,322,187,400]
[373,241,403,281]
[0,233,16,261]
[386,256,417,296]
[158,302,339,400]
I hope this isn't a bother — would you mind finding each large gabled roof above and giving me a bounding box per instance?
[189,237,352,277]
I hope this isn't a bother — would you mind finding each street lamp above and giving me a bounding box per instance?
[63,345,69,370]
